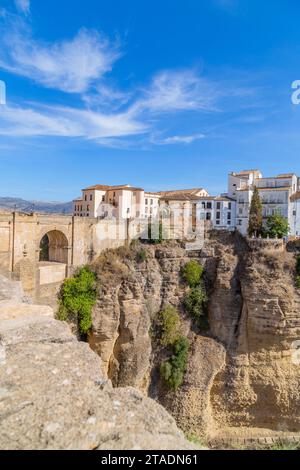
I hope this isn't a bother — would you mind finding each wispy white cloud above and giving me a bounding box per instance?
[82,83,131,110]
[132,69,218,114]
[154,133,205,145]
[0,21,120,93]
[0,5,259,149]
[0,103,147,140]
[14,0,30,15]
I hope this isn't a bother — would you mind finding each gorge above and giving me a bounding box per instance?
[1,228,300,449]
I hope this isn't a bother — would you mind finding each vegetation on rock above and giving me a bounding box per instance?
[248,186,263,237]
[136,248,148,263]
[57,266,97,335]
[182,260,208,327]
[181,260,204,287]
[264,213,289,239]
[160,336,190,390]
[295,254,300,289]
[157,305,180,347]
[184,286,207,321]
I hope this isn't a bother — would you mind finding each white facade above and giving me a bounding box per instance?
[196,197,236,230]
[229,170,300,237]
[73,185,162,220]
[73,171,300,239]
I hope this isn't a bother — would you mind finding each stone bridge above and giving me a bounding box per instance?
[0,212,127,298]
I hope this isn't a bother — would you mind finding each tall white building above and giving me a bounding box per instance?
[228,170,300,236]
[73,184,161,220]
[73,171,300,239]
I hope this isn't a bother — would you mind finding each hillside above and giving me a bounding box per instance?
[0,197,72,214]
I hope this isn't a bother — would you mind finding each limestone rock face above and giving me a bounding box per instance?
[210,243,300,433]
[0,279,196,450]
[91,243,193,390]
[90,235,300,441]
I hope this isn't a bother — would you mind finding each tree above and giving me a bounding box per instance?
[248,186,263,237]
[264,213,289,239]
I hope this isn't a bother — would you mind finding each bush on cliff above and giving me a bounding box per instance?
[296,255,300,276]
[181,260,204,288]
[181,260,208,328]
[57,266,97,336]
[136,248,148,263]
[157,306,180,347]
[183,285,207,321]
[160,336,190,390]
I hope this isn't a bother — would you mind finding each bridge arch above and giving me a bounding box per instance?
[39,230,69,264]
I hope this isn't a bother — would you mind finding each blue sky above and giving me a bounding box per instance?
[0,0,300,201]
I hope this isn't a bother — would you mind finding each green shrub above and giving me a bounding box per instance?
[57,266,96,335]
[263,213,289,239]
[136,249,147,263]
[181,260,204,287]
[160,336,190,390]
[158,306,180,347]
[296,255,300,276]
[184,284,207,320]
[296,276,300,289]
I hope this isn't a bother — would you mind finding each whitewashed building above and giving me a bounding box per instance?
[73,184,163,220]
[228,170,300,236]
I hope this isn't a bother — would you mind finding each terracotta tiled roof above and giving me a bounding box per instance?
[82,184,137,191]
[290,191,300,201]
[158,188,208,197]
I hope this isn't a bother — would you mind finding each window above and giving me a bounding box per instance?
[87,205,90,211]
[145,207,148,213]
[150,199,153,205]
[228,203,232,210]
[90,194,93,201]
[239,208,243,215]
[227,220,231,225]
[206,212,211,220]
[227,212,231,220]
[145,199,148,205]
[85,195,87,201]
[202,202,206,209]
[216,211,221,219]
[87,213,89,217]
[238,220,242,226]
[102,195,105,202]
[216,220,220,225]
[207,202,212,209]
[216,202,221,210]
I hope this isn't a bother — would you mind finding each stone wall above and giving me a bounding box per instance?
[0,212,129,294]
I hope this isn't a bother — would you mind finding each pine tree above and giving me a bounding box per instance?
[248,186,263,237]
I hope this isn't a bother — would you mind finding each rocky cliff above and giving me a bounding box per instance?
[89,233,300,446]
[0,274,198,450]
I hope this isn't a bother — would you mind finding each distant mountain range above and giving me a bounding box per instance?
[0,197,73,214]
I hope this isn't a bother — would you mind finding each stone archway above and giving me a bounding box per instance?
[39,230,69,264]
